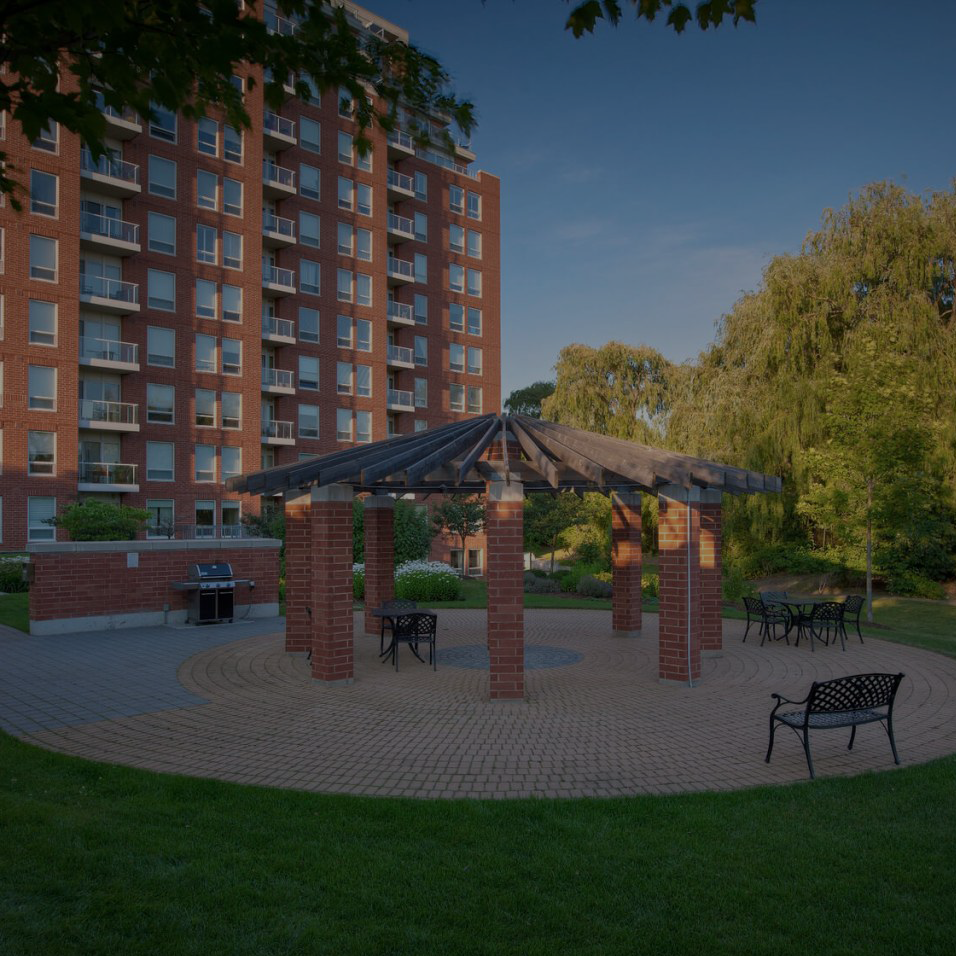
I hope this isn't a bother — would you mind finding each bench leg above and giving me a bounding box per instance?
[885,717,901,765]
[765,718,778,763]
[801,728,815,779]
[848,724,857,751]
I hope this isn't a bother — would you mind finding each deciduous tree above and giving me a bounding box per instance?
[430,495,485,576]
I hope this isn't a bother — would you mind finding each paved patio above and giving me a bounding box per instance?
[3,610,955,798]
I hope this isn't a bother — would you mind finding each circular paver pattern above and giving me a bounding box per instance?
[438,643,583,670]
[9,610,956,798]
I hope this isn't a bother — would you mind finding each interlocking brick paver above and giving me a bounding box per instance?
[2,610,955,797]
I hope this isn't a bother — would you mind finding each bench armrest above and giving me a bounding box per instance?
[769,691,809,721]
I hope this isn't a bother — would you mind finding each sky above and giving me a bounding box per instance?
[370,0,956,400]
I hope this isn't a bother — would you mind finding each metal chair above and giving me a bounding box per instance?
[799,601,847,652]
[389,612,437,671]
[760,591,795,636]
[379,599,418,655]
[742,596,789,646]
[842,595,865,644]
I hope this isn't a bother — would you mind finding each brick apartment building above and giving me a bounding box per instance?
[0,1,500,559]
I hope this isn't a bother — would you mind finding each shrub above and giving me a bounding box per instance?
[524,574,561,594]
[736,544,833,578]
[885,570,945,600]
[52,500,149,541]
[722,565,754,603]
[576,574,612,599]
[242,504,285,542]
[394,561,462,601]
[353,499,433,566]
[352,564,365,600]
[558,561,606,593]
[0,557,28,593]
[641,572,660,598]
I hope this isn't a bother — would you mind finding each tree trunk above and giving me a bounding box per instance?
[550,534,557,575]
[866,479,874,624]
[460,534,467,577]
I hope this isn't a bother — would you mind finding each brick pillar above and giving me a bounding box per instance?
[283,490,313,653]
[699,491,723,655]
[658,485,702,685]
[363,495,395,635]
[486,479,524,700]
[611,491,642,636]
[310,483,355,685]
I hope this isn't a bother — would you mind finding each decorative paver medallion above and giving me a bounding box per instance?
[438,643,583,670]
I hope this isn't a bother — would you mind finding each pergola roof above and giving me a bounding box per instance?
[228,414,782,497]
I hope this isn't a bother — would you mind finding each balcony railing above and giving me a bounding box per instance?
[262,161,296,190]
[80,210,139,245]
[264,111,296,140]
[262,316,295,340]
[80,148,140,185]
[78,461,137,485]
[387,212,414,237]
[261,419,294,440]
[387,388,415,410]
[265,10,297,35]
[387,168,414,193]
[78,399,138,425]
[262,265,295,288]
[80,274,139,304]
[146,522,252,540]
[387,300,414,323]
[415,147,478,179]
[387,129,415,152]
[387,256,414,280]
[79,336,138,365]
[262,367,294,390]
[262,212,296,239]
[387,344,413,365]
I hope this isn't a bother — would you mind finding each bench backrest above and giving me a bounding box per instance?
[807,673,904,715]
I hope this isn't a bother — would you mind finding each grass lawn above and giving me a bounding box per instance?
[0,591,28,633]
[1,731,954,955]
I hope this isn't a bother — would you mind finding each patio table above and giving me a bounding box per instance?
[772,595,846,647]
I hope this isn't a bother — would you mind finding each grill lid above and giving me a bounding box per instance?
[189,562,234,581]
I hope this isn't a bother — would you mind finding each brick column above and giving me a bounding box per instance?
[611,491,642,636]
[363,495,394,635]
[310,483,355,685]
[658,485,702,685]
[699,490,723,655]
[486,479,524,700]
[283,489,313,653]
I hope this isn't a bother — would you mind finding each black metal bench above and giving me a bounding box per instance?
[765,672,904,779]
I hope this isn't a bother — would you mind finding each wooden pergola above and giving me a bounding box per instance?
[228,414,781,697]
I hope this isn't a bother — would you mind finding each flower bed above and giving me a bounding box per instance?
[351,561,462,602]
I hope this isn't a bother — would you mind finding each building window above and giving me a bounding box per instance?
[299,355,319,390]
[28,365,56,410]
[467,386,483,414]
[222,231,241,269]
[301,260,321,295]
[195,333,217,373]
[356,228,372,261]
[356,318,371,352]
[336,408,352,441]
[223,177,242,216]
[356,273,372,307]
[195,500,216,536]
[147,326,175,367]
[355,410,372,443]
[467,191,481,220]
[450,343,465,373]
[414,212,427,242]
[468,346,483,375]
[337,176,353,210]
[414,377,427,409]
[336,315,352,348]
[414,253,427,284]
[222,338,241,375]
[27,431,55,475]
[298,404,319,439]
[197,117,218,156]
[300,117,321,153]
[337,131,353,164]
[146,383,175,424]
[147,269,175,311]
[27,496,56,541]
[449,224,464,253]
[197,169,217,210]
[28,300,57,346]
[467,269,482,297]
[193,445,215,482]
[337,268,352,302]
[414,294,428,325]
[467,230,482,258]
[149,103,177,142]
[336,361,352,395]
[338,87,352,118]
[221,500,241,532]
[148,211,176,255]
[195,388,216,427]
[468,307,482,336]
[32,122,58,154]
[146,500,174,537]
[300,164,320,199]
[356,183,372,216]
[223,125,243,163]
[449,185,464,214]
[414,419,428,433]
[300,211,320,248]
[337,222,353,256]
[414,336,427,367]
[146,442,175,481]
[414,171,427,201]
[221,391,241,429]
[29,235,57,281]
[450,383,465,412]
[30,170,57,217]
[222,284,241,322]
[299,306,320,343]
[221,446,241,482]
[355,364,372,398]
[148,155,177,199]
[449,303,464,332]
[196,224,217,264]
[449,263,464,293]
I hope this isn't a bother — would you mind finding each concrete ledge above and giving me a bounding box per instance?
[658,676,700,688]
[28,539,282,555]
[29,602,280,636]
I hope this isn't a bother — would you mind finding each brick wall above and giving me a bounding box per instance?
[699,497,723,653]
[27,539,280,633]
[611,491,642,635]
[486,480,524,700]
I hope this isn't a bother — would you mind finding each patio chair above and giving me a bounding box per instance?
[798,601,847,653]
[842,595,865,644]
[379,599,418,655]
[760,591,795,635]
[389,612,437,671]
[742,596,789,646]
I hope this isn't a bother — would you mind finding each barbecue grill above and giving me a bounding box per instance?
[173,562,251,624]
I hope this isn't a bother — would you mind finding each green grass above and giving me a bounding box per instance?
[1,731,954,955]
[858,596,956,659]
[0,592,28,632]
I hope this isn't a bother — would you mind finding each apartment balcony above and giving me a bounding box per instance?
[386,255,415,285]
[261,316,296,345]
[265,10,297,35]
[262,161,297,198]
[386,168,415,199]
[79,210,140,255]
[80,148,141,197]
[78,399,140,432]
[262,212,296,247]
[79,274,140,314]
[263,111,297,149]
[261,367,295,395]
[79,336,139,373]
[77,461,139,494]
[387,129,415,158]
[95,93,141,139]
[387,211,415,243]
[262,265,296,296]
[386,344,415,369]
[386,300,415,327]
[261,419,295,445]
[386,388,415,412]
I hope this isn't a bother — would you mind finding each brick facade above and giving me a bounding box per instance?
[363,495,394,634]
[699,493,723,654]
[283,494,313,653]
[611,491,642,635]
